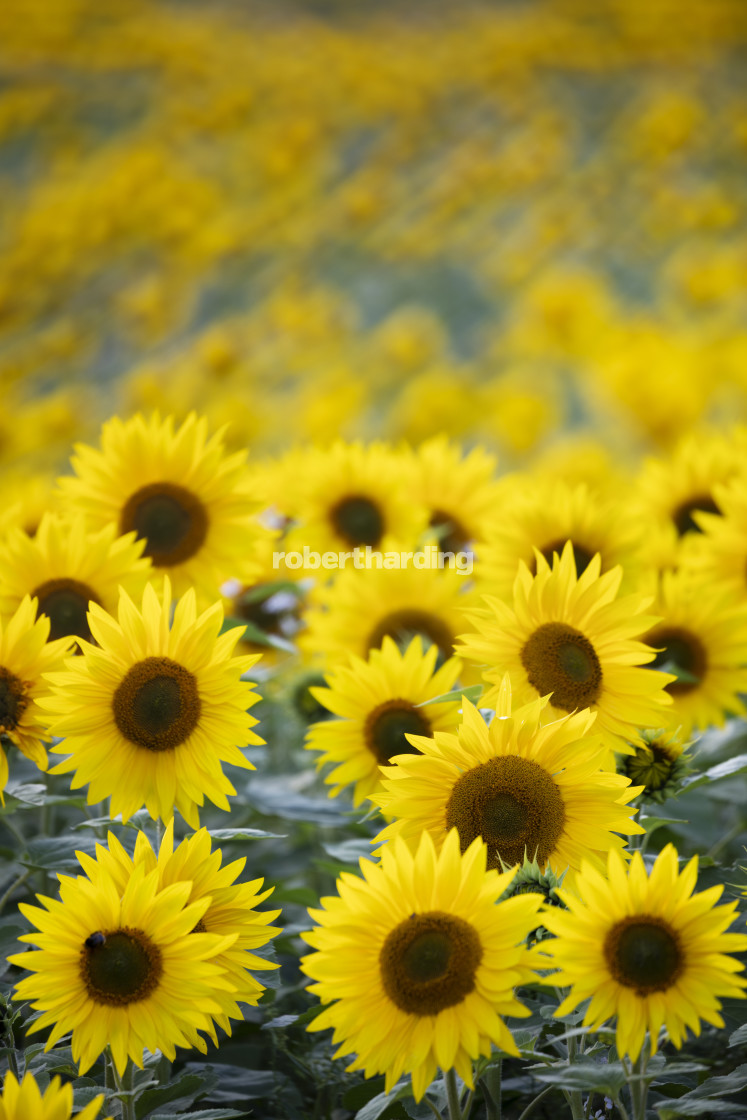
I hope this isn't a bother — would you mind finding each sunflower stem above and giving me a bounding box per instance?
[155,816,164,851]
[0,869,29,916]
[444,1068,463,1120]
[516,1084,555,1120]
[481,1059,502,1120]
[565,1033,584,1120]
[625,1044,650,1120]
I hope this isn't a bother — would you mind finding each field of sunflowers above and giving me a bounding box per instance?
[1,1,747,1118]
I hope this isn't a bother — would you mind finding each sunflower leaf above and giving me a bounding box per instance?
[415,685,482,707]
[205,827,287,841]
[656,1100,747,1117]
[680,752,747,791]
[530,1059,627,1094]
[136,1069,218,1118]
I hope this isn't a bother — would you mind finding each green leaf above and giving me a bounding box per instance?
[0,784,88,811]
[531,1060,627,1094]
[656,1100,747,1117]
[322,838,378,864]
[136,1070,216,1118]
[638,813,689,835]
[682,753,747,792]
[205,827,286,841]
[20,836,97,873]
[730,1023,747,1047]
[415,685,482,707]
[149,1112,249,1120]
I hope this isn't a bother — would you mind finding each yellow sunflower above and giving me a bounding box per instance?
[0,514,151,645]
[620,728,691,805]
[301,830,543,1102]
[477,477,644,601]
[411,436,505,555]
[282,441,427,555]
[539,845,747,1061]
[633,429,746,544]
[57,411,264,601]
[39,579,263,827]
[300,564,476,670]
[0,469,56,539]
[640,570,747,736]
[0,1072,108,1120]
[9,859,238,1075]
[373,683,643,881]
[77,822,280,1046]
[305,635,463,807]
[0,597,71,796]
[458,543,673,753]
[684,475,747,598]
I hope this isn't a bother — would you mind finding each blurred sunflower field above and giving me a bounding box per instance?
[2,0,747,1118]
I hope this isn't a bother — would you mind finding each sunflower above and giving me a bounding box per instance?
[458,543,674,753]
[305,635,463,807]
[684,475,747,599]
[57,412,264,601]
[620,728,691,804]
[640,570,747,736]
[539,845,747,1061]
[0,1072,108,1120]
[373,684,643,881]
[77,822,281,1046]
[633,429,746,543]
[0,469,57,539]
[39,579,263,827]
[0,597,71,796]
[300,564,476,671]
[300,830,543,1102]
[477,477,644,601]
[0,514,151,645]
[411,436,504,555]
[282,441,427,555]
[8,859,239,1075]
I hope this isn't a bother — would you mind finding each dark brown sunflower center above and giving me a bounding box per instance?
[192,919,208,933]
[80,927,163,1006]
[368,609,454,665]
[120,482,208,566]
[604,916,683,995]
[672,494,720,537]
[364,699,432,764]
[32,578,100,643]
[648,626,705,696]
[113,657,201,751]
[445,756,566,869]
[429,509,470,556]
[521,622,602,710]
[532,540,594,577]
[379,910,482,1015]
[0,668,28,731]
[330,495,384,547]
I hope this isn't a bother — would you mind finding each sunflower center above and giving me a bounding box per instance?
[444,756,566,869]
[430,509,470,555]
[112,657,201,751]
[364,699,432,764]
[379,910,482,1015]
[648,626,705,696]
[604,916,683,995]
[330,495,384,547]
[120,482,209,566]
[368,609,454,665]
[521,622,602,710]
[532,539,594,577]
[32,578,100,642]
[672,494,720,536]
[80,927,163,1006]
[0,668,28,731]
